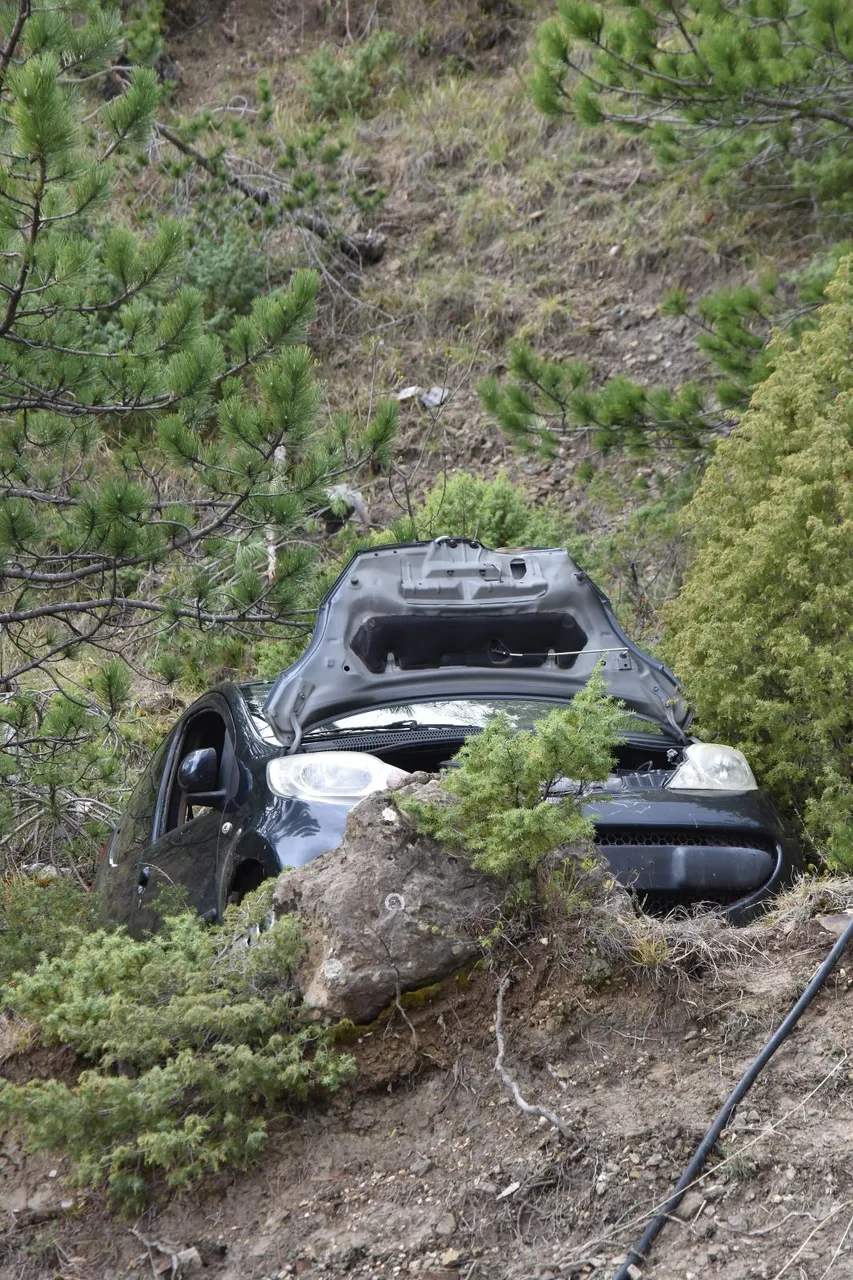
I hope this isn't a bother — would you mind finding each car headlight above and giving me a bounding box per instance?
[267,751,410,803]
[668,743,757,792]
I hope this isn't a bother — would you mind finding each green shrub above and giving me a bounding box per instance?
[123,0,165,66]
[334,470,596,566]
[306,31,401,119]
[0,876,93,981]
[406,470,579,552]
[404,666,622,879]
[665,257,853,868]
[0,884,355,1209]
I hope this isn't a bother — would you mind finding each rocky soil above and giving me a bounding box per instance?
[3,801,853,1280]
[3,913,853,1280]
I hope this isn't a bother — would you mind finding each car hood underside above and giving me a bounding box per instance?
[263,539,692,749]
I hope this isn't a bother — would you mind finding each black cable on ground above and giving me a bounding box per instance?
[612,912,853,1280]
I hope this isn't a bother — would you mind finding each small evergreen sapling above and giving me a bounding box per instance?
[405,667,623,880]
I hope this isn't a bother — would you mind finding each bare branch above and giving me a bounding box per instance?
[494,974,572,1137]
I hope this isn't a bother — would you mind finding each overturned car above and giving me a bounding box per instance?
[96,539,802,930]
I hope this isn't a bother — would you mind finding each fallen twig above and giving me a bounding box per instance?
[771,1202,851,1280]
[494,974,572,1137]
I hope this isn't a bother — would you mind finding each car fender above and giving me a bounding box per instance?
[219,830,282,910]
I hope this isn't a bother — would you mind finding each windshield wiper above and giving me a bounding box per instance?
[306,719,482,739]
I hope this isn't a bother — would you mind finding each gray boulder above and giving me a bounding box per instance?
[272,780,501,1024]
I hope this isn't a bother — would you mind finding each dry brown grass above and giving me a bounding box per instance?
[0,1014,37,1066]
[761,875,853,935]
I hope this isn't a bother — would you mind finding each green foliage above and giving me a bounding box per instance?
[0,4,397,877]
[183,225,271,333]
[399,470,571,548]
[479,249,853,466]
[665,257,853,868]
[404,667,622,879]
[0,884,355,1208]
[93,659,133,715]
[0,876,92,981]
[306,31,401,119]
[122,0,165,66]
[532,0,853,221]
[520,1,853,477]
[155,71,385,257]
[479,341,713,458]
[0,682,145,880]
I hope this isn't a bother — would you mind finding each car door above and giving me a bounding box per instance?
[98,734,174,926]
[133,700,243,934]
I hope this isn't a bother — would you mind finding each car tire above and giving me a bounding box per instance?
[225,859,267,907]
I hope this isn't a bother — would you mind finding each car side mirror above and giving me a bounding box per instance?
[177,747,226,807]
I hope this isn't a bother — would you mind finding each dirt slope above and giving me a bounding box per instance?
[3,905,853,1280]
[157,0,814,559]
[2,7,845,1279]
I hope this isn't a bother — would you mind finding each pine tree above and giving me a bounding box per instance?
[0,1,395,682]
[478,235,851,462]
[479,3,853,463]
[0,2,396,874]
[532,0,853,219]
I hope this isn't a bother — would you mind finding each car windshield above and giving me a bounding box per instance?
[303,699,671,738]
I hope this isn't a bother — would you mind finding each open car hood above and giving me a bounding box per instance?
[263,539,692,749]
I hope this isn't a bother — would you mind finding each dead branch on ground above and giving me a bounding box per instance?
[494,973,572,1137]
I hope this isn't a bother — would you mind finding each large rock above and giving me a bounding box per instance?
[272,780,501,1024]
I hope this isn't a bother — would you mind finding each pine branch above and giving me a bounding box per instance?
[156,122,386,264]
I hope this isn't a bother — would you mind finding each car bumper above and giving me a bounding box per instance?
[267,788,801,924]
[581,788,801,922]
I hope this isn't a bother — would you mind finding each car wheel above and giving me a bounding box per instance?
[226,859,267,907]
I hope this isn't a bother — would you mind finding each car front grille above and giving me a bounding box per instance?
[594,827,778,912]
[595,827,776,853]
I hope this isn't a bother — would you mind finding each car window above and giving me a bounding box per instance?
[305,699,674,738]
[305,699,550,736]
[161,709,230,835]
[109,737,171,866]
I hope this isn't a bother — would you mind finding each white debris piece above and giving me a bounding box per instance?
[497,1180,521,1200]
[419,385,450,410]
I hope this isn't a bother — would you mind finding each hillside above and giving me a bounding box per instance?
[158,0,819,612]
[3,3,853,1279]
[4,887,853,1279]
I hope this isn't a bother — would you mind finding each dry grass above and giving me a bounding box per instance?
[761,875,853,935]
[579,872,853,1007]
[579,897,767,995]
[0,1014,37,1066]
[539,849,767,998]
